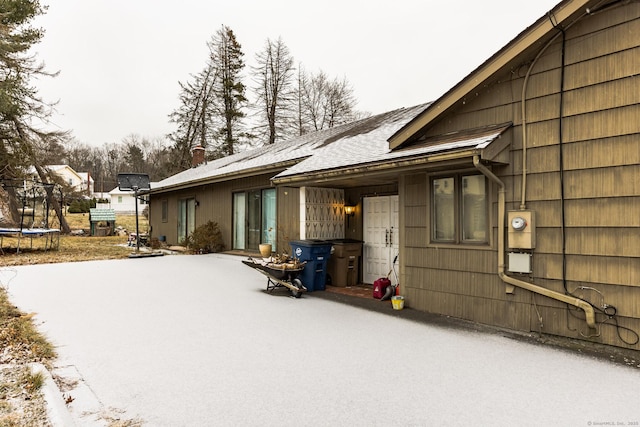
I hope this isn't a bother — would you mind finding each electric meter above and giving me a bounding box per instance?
[508,210,535,249]
[511,216,527,231]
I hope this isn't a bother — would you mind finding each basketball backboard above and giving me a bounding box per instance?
[117,173,150,191]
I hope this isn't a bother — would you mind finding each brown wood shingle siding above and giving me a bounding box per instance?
[276,186,301,251]
[400,4,640,349]
[150,173,281,248]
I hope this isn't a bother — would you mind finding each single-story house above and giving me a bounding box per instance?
[148,112,422,248]
[108,185,154,215]
[149,0,640,351]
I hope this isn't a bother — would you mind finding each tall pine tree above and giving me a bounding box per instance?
[209,26,247,157]
[168,25,247,165]
[0,0,70,231]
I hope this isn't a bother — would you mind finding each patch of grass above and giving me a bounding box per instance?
[0,214,151,267]
[60,213,149,233]
[23,369,45,393]
[0,290,56,362]
[0,236,134,267]
[0,413,21,427]
[0,289,56,424]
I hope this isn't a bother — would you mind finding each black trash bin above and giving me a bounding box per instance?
[289,240,332,292]
[327,239,363,287]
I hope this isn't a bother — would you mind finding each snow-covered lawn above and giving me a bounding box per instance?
[7,254,639,426]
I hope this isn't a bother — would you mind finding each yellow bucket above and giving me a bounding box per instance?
[391,296,404,310]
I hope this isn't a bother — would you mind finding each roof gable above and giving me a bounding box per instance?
[77,172,94,182]
[44,165,83,181]
[388,0,592,149]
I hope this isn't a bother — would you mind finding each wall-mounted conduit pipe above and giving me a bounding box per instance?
[550,15,571,295]
[519,3,597,209]
[473,156,596,329]
[519,30,561,210]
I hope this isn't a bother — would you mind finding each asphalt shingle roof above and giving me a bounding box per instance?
[153,104,430,191]
[153,120,368,191]
[274,103,434,179]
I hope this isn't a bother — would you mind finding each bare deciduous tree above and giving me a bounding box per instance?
[295,66,359,135]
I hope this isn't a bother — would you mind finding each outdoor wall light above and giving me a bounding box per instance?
[344,202,356,228]
[344,204,356,217]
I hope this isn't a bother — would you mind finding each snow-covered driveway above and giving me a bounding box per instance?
[6,254,639,426]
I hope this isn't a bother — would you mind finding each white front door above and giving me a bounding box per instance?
[363,195,399,285]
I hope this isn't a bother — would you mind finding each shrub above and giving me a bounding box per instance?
[67,200,83,213]
[184,221,225,254]
[67,199,93,213]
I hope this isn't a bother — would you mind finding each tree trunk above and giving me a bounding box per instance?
[11,118,72,234]
[3,184,22,226]
[32,165,71,233]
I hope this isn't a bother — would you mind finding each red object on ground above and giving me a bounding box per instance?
[373,278,391,299]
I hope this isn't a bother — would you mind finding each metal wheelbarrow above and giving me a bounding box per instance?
[242,257,307,298]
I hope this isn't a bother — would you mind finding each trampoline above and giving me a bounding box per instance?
[0,227,60,253]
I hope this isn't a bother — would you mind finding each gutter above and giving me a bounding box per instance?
[149,161,301,195]
[473,156,596,329]
[272,149,480,186]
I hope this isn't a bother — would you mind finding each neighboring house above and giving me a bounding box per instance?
[28,165,94,196]
[149,0,640,351]
[46,165,82,191]
[77,172,95,197]
[108,185,154,215]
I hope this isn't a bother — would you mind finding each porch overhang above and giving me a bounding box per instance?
[272,125,511,188]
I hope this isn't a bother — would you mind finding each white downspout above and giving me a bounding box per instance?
[473,156,596,329]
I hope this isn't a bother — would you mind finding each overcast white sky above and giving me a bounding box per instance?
[31,0,561,147]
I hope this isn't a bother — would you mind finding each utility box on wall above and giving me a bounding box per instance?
[508,252,532,273]
[508,210,535,249]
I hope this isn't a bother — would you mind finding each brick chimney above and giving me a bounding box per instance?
[192,144,205,167]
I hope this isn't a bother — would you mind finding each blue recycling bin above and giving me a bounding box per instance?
[289,240,332,292]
